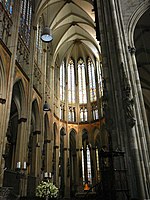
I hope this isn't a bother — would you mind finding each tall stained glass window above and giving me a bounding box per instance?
[87,145,92,184]
[35,17,43,66]
[96,60,103,97]
[96,147,100,181]
[60,61,65,101]
[82,147,85,183]
[68,59,75,103]
[78,58,87,104]
[82,145,92,185]
[19,0,32,47]
[88,58,97,102]
[3,0,14,15]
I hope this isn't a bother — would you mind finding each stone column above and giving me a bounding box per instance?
[64,147,70,199]
[91,146,97,186]
[54,145,59,187]
[0,0,21,186]
[95,0,150,198]
[45,139,52,176]
[0,99,6,186]
[127,46,150,198]
[75,149,80,192]
[15,118,27,166]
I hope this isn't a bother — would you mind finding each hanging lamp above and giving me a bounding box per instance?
[41,26,53,42]
[43,101,50,111]
[41,0,53,43]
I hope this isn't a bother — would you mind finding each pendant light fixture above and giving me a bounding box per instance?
[41,0,53,43]
[43,101,50,111]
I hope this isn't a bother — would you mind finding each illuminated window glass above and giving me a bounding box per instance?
[19,0,32,47]
[78,58,87,104]
[96,60,103,97]
[96,147,100,181]
[88,58,97,102]
[68,107,76,122]
[68,59,75,103]
[82,145,92,185]
[35,17,43,66]
[4,0,14,15]
[82,147,85,183]
[87,145,92,184]
[92,105,99,120]
[80,107,88,122]
[60,61,65,101]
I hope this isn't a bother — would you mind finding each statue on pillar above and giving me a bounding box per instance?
[121,63,136,128]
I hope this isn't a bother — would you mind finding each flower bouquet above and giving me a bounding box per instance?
[36,180,59,199]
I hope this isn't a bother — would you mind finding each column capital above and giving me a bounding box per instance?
[54,145,59,149]
[0,98,6,104]
[44,139,51,144]
[33,130,41,135]
[128,46,136,54]
[18,118,27,124]
[33,26,37,30]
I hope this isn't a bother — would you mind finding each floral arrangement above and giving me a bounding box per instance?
[36,180,59,199]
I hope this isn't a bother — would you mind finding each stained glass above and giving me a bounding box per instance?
[88,58,97,102]
[78,58,87,104]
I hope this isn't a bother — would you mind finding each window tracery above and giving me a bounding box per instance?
[68,59,75,103]
[78,58,87,104]
[88,58,97,102]
[19,0,32,47]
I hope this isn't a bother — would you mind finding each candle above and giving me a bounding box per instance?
[49,172,52,178]
[17,162,21,169]
[23,162,26,169]
[44,172,48,178]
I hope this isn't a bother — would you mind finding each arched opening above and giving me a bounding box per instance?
[3,80,24,195]
[134,8,150,131]
[27,99,41,196]
[69,129,77,196]
[82,129,92,187]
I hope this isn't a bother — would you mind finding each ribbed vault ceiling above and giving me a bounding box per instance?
[33,1,150,125]
[35,0,100,65]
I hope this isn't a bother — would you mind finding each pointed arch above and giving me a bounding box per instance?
[128,2,150,46]
[32,99,41,131]
[69,128,77,195]
[13,79,27,118]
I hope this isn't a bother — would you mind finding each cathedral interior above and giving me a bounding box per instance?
[0,0,150,200]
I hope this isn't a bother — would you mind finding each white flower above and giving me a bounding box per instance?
[36,180,59,198]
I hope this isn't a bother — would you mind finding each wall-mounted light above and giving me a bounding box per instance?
[43,101,50,111]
